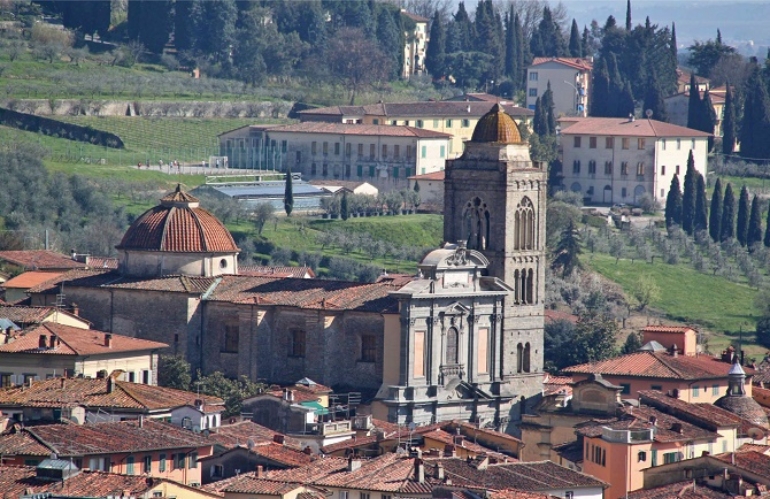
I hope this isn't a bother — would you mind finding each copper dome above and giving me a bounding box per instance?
[470,103,524,144]
[117,185,239,253]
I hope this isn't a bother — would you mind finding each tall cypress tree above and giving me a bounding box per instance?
[670,22,678,63]
[721,183,736,241]
[514,13,526,89]
[533,97,547,136]
[569,19,582,57]
[695,173,709,233]
[582,26,590,58]
[543,81,556,135]
[625,0,632,31]
[722,82,736,155]
[701,88,717,151]
[665,174,683,228]
[425,10,446,78]
[709,178,723,242]
[681,151,696,234]
[740,61,770,160]
[643,68,667,121]
[687,73,701,129]
[764,200,770,247]
[284,166,294,216]
[504,7,516,81]
[737,185,750,246]
[748,194,763,249]
[591,57,611,117]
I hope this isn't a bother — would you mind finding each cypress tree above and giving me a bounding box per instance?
[376,7,402,79]
[504,7,516,80]
[721,183,736,241]
[340,192,349,220]
[764,200,770,247]
[607,53,624,117]
[514,13,526,90]
[709,178,723,242]
[543,81,556,135]
[582,26,590,58]
[748,194,763,249]
[687,73,701,129]
[425,10,446,78]
[681,151,696,234]
[737,185,750,246]
[591,58,611,117]
[284,166,294,216]
[569,19,582,58]
[695,173,708,233]
[665,174,683,228]
[643,68,667,121]
[534,97,547,136]
[701,88,717,151]
[740,62,770,160]
[722,82,736,155]
[625,0,632,31]
[619,80,635,117]
[670,22,678,63]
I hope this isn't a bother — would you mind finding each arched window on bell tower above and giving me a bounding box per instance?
[446,327,459,365]
[514,197,536,250]
[463,197,490,250]
[516,343,523,373]
[523,342,531,373]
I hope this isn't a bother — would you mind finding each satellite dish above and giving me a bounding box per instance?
[247,438,255,450]
[193,425,201,434]
[645,109,653,118]
[203,429,210,437]
[748,427,765,441]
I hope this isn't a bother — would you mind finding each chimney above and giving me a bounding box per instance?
[274,434,285,445]
[104,333,112,348]
[629,113,635,122]
[70,303,79,316]
[39,335,47,349]
[60,377,66,390]
[256,465,264,478]
[436,463,445,480]
[49,335,57,349]
[672,343,679,358]
[348,456,362,472]
[414,458,425,483]
[139,415,144,428]
[107,377,115,394]
[649,416,657,426]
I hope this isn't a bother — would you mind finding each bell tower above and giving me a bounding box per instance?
[443,104,546,415]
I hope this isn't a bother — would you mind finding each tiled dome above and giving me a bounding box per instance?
[117,185,238,253]
[715,396,769,428]
[470,103,524,144]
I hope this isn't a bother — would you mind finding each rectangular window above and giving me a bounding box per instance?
[358,143,363,156]
[323,142,328,155]
[189,451,198,469]
[414,331,425,377]
[370,144,375,160]
[440,145,446,158]
[391,120,397,126]
[127,455,135,475]
[722,440,727,452]
[340,492,349,499]
[382,144,388,158]
[416,120,424,128]
[373,119,379,125]
[406,145,413,158]
[311,163,317,175]
[345,164,351,177]
[604,161,613,175]
[693,385,700,397]
[175,453,185,470]
[281,140,287,153]
[361,335,376,362]
[677,138,681,150]
[345,143,351,156]
[606,137,614,149]
[446,119,453,127]
[128,371,135,383]
[622,187,627,198]
[661,165,666,175]
[462,119,470,128]
[651,385,662,391]
[528,88,537,97]
[159,454,166,472]
[664,452,680,464]
[621,162,629,175]
[296,151,301,164]
[369,166,375,178]
[394,145,400,159]
[712,384,720,395]
[620,383,631,394]
[529,71,538,81]
[222,324,239,353]
[573,160,581,174]
[142,370,150,384]
[589,137,597,148]
[213,464,224,477]
[477,328,488,374]
[393,167,399,178]
[622,137,630,149]
[421,145,427,159]
[638,138,646,149]
[291,329,306,357]
[588,160,596,174]
[361,494,370,499]
[433,119,439,127]
[637,162,645,176]
[357,165,363,177]
[144,455,152,474]
[651,450,657,467]
[574,136,581,148]
[676,165,680,175]
[692,139,696,149]
[322,163,328,176]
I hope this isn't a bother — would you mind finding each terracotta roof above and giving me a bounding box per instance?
[0,376,223,411]
[402,11,429,22]
[454,422,523,445]
[251,442,314,467]
[737,443,770,454]
[265,389,320,403]
[25,268,113,294]
[563,351,745,380]
[531,57,593,71]
[0,430,51,456]
[641,325,696,334]
[0,466,223,499]
[551,440,583,464]
[638,390,743,429]
[294,378,333,393]
[677,68,710,85]
[0,305,63,325]
[239,266,316,278]
[558,117,711,137]
[3,270,64,289]
[471,104,523,144]
[29,269,221,295]
[0,250,86,270]
[253,122,452,139]
[376,273,417,287]
[1,419,212,456]
[408,170,445,181]
[222,477,307,495]
[207,420,295,450]
[713,450,770,477]
[577,405,719,443]
[489,489,557,499]
[0,323,168,355]
[117,186,239,253]
[262,456,349,482]
[298,101,533,119]
[627,480,734,499]
[544,309,578,324]
[85,256,119,269]
[421,428,513,461]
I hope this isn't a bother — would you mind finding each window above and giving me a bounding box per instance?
[127,455,135,475]
[589,137,597,148]
[712,384,720,395]
[529,71,538,81]
[588,160,597,174]
[416,120,424,128]
[661,165,666,175]
[692,139,696,149]
[446,119,453,127]
[620,383,631,394]
[369,166,375,177]
[421,145,427,158]
[663,452,680,464]
[677,138,681,150]
[345,164,351,177]
[311,163,317,175]
[605,137,614,149]
[604,161,613,175]
[175,453,185,470]
[638,138,646,149]
[345,143,351,156]
[462,119,470,128]
[213,464,224,478]
[637,163,645,176]
[394,145,400,158]
[340,492,349,499]
[281,140,287,153]
[323,142,328,155]
[638,451,647,462]
[662,139,666,150]
[393,167,399,178]
[622,137,630,149]
[574,136,581,148]
[440,145,446,158]
[621,162,629,175]
[222,324,239,353]
[189,451,198,469]
[143,455,152,474]
[621,187,627,198]
[433,119,439,127]
[528,88,537,97]
[361,494,370,499]
[693,385,700,397]
[358,143,363,156]
[322,163,328,176]
[370,144,375,159]
[128,371,136,383]
[373,119,379,125]
[406,145,413,158]
[159,454,166,472]
[651,450,658,467]
[446,327,459,364]
[676,165,680,175]
[357,165,363,177]
[722,440,727,452]
[3,373,14,387]
[291,329,306,357]
[651,385,662,391]
[296,151,301,164]
[382,144,388,158]
[514,197,535,251]
[390,120,397,126]
[383,496,392,499]
[142,370,150,384]
[573,160,581,174]
[361,335,376,362]
[565,493,574,499]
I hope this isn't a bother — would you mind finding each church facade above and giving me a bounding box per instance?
[27,105,545,430]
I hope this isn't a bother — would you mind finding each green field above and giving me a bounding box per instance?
[308,215,443,249]
[586,253,761,354]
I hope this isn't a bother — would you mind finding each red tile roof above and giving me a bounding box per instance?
[531,57,593,71]
[490,490,557,499]
[578,405,719,443]
[253,122,452,139]
[251,442,314,467]
[0,304,74,325]
[544,309,578,324]
[408,170,445,181]
[0,250,86,270]
[84,256,119,269]
[262,456,349,482]
[239,266,316,278]
[1,419,212,456]
[638,390,744,429]
[559,117,711,138]
[3,270,64,289]
[0,323,167,355]
[0,376,222,411]
[641,325,696,334]
[29,269,221,295]
[627,480,734,499]
[207,420,296,449]
[0,430,51,456]
[563,351,744,380]
[712,450,770,477]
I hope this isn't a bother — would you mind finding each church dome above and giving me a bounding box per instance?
[714,361,769,428]
[117,185,239,253]
[470,103,524,144]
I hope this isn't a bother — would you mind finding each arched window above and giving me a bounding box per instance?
[526,268,534,304]
[514,197,536,250]
[463,198,490,250]
[446,327,459,365]
[516,343,523,373]
[523,343,531,373]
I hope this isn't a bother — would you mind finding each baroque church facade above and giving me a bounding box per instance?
[27,105,545,430]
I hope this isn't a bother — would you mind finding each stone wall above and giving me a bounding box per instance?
[0,99,293,118]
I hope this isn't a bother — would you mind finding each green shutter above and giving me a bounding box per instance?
[393,167,399,178]
[651,450,657,467]
[369,166,375,177]
[357,165,363,177]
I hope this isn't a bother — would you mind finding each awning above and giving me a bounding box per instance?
[300,401,329,415]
